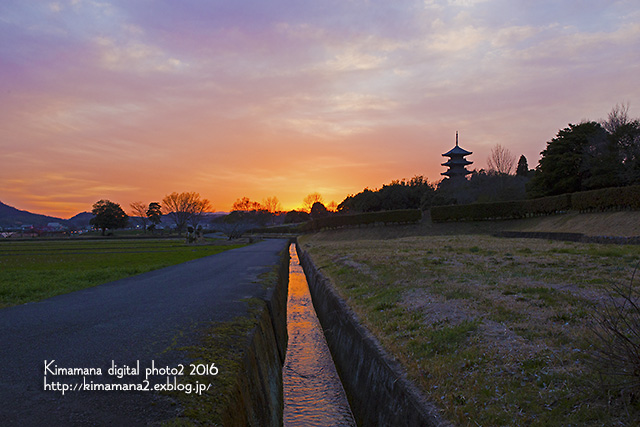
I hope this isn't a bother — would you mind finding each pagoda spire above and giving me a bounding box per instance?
[456,131,459,147]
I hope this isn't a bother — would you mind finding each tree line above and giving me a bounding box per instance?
[90,104,639,235]
[528,103,640,197]
[88,191,332,237]
[338,104,640,212]
[90,192,210,236]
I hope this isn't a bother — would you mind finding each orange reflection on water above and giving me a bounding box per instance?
[283,244,355,426]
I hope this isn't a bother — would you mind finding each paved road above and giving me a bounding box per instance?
[0,239,289,426]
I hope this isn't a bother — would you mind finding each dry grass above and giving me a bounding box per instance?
[300,232,640,426]
[307,210,640,242]
[510,211,640,237]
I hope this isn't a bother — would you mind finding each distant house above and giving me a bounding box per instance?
[442,132,473,182]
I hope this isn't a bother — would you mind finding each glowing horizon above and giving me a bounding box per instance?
[1,1,639,218]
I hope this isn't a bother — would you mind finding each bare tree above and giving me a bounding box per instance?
[303,192,323,213]
[602,102,631,133]
[130,201,148,232]
[162,192,212,232]
[232,197,262,212]
[262,196,282,214]
[487,144,516,175]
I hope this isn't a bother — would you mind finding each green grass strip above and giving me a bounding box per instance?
[0,239,244,308]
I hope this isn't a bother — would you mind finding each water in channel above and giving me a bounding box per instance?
[283,244,356,426]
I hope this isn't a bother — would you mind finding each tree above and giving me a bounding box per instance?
[487,144,516,175]
[310,202,329,219]
[516,155,529,177]
[162,192,212,233]
[303,193,323,213]
[90,200,128,236]
[146,202,162,231]
[602,103,640,185]
[284,210,310,224]
[232,197,262,212]
[338,188,380,213]
[465,169,527,203]
[337,176,435,212]
[527,122,608,197]
[602,102,631,134]
[262,196,282,214]
[528,106,640,198]
[130,201,148,232]
[581,124,619,190]
[211,210,265,240]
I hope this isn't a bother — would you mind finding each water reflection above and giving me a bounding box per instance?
[283,244,356,427]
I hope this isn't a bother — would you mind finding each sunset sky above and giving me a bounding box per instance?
[1,0,639,218]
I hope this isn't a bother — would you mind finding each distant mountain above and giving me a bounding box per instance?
[0,201,64,228]
[0,201,228,230]
[65,211,93,228]
[0,201,92,229]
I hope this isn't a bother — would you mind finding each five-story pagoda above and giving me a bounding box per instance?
[441,132,473,182]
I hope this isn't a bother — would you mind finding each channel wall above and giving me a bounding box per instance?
[296,242,450,427]
[220,244,290,426]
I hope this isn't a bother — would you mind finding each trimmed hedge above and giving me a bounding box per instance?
[571,185,640,212]
[431,201,523,222]
[431,185,640,222]
[302,209,422,231]
[526,194,572,216]
[249,223,306,234]
[431,194,571,222]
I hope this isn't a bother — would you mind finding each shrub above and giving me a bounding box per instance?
[590,261,640,402]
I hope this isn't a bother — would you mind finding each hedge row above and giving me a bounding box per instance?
[431,194,571,222]
[431,185,640,222]
[571,185,640,211]
[249,224,305,234]
[302,209,422,231]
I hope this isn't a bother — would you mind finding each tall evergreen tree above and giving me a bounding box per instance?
[516,155,529,177]
[146,202,162,231]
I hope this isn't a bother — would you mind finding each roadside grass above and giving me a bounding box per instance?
[300,233,640,426]
[163,307,259,426]
[0,239,244,308]
[163,257,288,426]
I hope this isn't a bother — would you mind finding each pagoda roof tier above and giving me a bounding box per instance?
[442,159,473,167]
[442,145,472,157]
[441,169,472,177]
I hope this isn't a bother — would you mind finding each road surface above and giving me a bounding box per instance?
[0,239,288,426]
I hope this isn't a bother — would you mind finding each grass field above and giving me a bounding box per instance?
[300,229,640,426]
[0,238,244,308]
